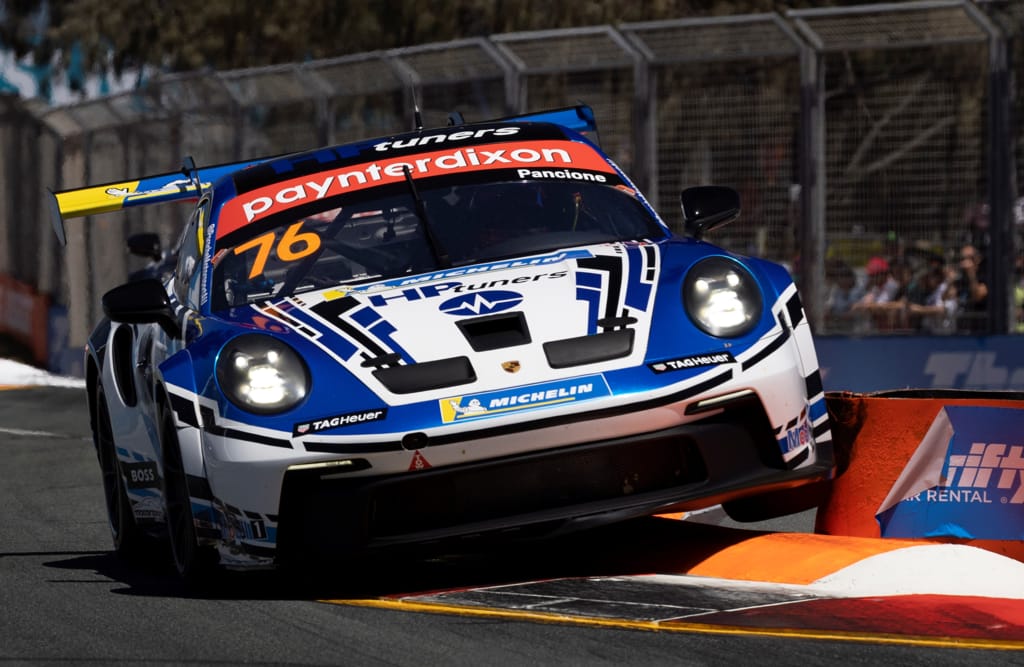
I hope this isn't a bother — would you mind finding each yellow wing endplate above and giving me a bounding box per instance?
[48,158,268,246]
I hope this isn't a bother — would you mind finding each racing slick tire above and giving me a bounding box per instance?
[158,397,218,587]
[93,384,149,559]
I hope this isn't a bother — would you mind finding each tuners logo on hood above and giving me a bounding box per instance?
[366,270,567,308]
[439,290,523,316]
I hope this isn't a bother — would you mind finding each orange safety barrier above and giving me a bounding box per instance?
[0,273,49,366]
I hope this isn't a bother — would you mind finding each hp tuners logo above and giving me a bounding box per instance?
[944,442,1024,504]
[439,290,523,317]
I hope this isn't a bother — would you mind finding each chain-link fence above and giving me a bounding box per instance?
[790,0,1010,336]
[0,0,1019,373]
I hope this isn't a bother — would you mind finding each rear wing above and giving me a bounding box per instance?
[48,158,266,246]
[496,104,599,143]
[48,104,599,246]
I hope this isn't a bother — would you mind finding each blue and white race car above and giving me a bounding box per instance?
[51,106,833,582]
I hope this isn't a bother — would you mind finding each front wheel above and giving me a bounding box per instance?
[159,401,218,587]
[94,383,149,558]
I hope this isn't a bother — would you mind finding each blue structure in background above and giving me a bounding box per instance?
[817,335,1024,393]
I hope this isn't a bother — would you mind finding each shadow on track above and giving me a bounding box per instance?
[40,518,769,601]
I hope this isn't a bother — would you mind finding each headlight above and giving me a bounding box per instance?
[683,257,763,337]
[216,334,309,414]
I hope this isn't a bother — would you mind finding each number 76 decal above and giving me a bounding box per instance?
[233,222,321,279]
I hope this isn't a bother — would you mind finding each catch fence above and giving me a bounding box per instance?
[0,0,1019,373]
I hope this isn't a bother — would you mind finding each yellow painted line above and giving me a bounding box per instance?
[683,532,930,584]
[0,385,30,391]
[324,598,1024,652]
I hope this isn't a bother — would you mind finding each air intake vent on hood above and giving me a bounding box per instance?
[544,329,634,368]
[456,312,531,352]
[374,356,476,394]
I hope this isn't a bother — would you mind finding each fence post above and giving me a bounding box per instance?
[619,28,656,205]
[794,24,827,333]
[965,1,1014,333]
[0,94,16,277]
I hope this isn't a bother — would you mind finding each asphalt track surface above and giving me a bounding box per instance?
[1,386,1021,666]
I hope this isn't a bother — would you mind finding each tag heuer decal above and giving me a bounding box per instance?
[649,352,735,373]
[293,408,387,436]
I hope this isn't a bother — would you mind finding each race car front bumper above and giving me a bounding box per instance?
[274,394,834,563]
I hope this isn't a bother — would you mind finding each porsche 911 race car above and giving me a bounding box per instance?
[51,105,834,582]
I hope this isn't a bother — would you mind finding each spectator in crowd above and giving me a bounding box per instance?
[903,252,943,304]
[852,255,906,331]
[824,259,865,333]
[956,243,988,332]
[906,263,958,334]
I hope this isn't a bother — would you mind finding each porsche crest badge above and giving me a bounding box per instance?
[501,360,521,373]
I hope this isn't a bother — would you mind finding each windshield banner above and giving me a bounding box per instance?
[217,140,615,240]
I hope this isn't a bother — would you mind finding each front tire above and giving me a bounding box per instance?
[94,384,148,558]
[158,400,218,587]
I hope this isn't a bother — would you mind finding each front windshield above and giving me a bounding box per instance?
[210,179,665,311]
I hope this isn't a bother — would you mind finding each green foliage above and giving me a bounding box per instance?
[2,0,845,76]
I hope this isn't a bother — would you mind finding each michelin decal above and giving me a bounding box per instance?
[441,375,611,423]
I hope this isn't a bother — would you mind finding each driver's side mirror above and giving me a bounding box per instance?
[680,186,741,240]
[102,278,180,339]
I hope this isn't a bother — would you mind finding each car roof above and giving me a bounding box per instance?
[209,120,618,246]
[223,121,585,198]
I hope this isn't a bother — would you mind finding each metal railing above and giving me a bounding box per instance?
[0,0,1019,373]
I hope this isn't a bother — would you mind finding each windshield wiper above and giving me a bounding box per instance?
[402,165,451,269]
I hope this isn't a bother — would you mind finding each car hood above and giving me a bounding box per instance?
[186,238,794,436]
[217,243,671,405]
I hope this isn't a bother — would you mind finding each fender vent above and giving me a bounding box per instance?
[111,324,137,407]
[544,329,634,368]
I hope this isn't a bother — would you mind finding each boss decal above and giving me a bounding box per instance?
[123,461,161,489]
[440,290,523,317]
[440,375,610,423]
[293,408,388,436]
[649,352,736,373]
